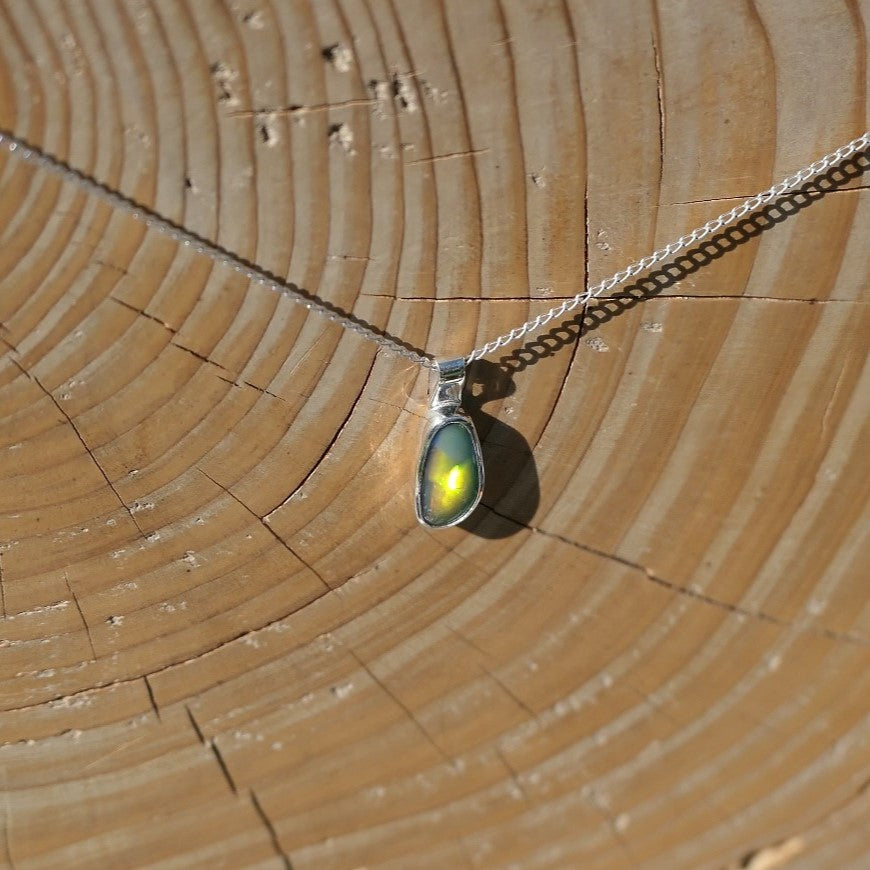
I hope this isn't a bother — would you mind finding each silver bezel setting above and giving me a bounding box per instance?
[415,410,485,528]
[415,358,485,528]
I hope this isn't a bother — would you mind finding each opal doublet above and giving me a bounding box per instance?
[417,418,483,527]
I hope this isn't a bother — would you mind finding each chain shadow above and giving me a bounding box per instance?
[460,148,869,539]
[499,150,869,375]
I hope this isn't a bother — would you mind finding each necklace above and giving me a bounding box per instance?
[1,129,867,528]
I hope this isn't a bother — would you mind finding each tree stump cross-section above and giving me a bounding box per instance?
[0,1,869,867]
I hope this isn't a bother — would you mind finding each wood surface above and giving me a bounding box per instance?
[0,1,869,867]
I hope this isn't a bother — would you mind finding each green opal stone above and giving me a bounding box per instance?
[418,419,482,527]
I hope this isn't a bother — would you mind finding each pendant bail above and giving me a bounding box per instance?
[432,357,466,412]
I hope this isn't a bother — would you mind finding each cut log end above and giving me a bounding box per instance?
[0,1,868,867]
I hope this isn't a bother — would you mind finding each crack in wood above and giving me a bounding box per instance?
[111,295,243,374]
[0,582,333,725]
[8,357,146,538]
[111,297,337,409]
[651,16,665,190]
[109,295,177,333]
[215,374,299,406]
[197,468,330,590]
[0,327,18,354]
[482,505,869,648]
[228,98,376,118]
[346,646,454,768]
[670,183,870,206]
[190,700,237,795]
[481,664,538,722]
[444,623,490,662]
[250,790,293,868]
[64,572,97,661]
[362,394,426,421]
[143,675,160,721]
[94,258,130,277]
[447,624,538,721]
[172,341,232,371]
[406,147,490,165]
[185,705,206,744]
[262,355,378,521]
[209,737,238,794]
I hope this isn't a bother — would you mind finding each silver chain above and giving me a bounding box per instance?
[2,128,867,369]
[0,129,436,369]
[467,130,870,362]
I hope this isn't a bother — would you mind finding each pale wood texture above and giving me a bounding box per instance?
[0,1,869,867]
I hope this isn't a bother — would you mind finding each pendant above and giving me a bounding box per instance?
[415,358,484,528]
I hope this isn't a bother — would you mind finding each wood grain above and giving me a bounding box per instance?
[1,1,868,867]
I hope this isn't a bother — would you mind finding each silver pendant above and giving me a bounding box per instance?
[415,358,484,528]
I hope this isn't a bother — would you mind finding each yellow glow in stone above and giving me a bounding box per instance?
[446,465,463,492]
[419,420,481,526]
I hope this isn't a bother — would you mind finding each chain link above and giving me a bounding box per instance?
[466,130,870,362]
[0,129,436,369]
[1,127,866,369]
